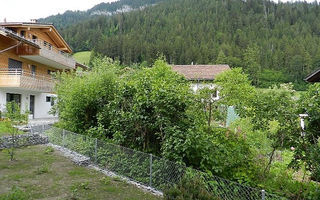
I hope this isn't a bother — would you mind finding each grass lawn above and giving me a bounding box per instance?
[0,145,161,200]
[73,51,92,65]
[255,87,305,99]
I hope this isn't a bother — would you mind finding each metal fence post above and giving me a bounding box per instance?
[42,124,45,134]
[261,190,265,200]
[30,125,33,135]
[62,129,65,147]
[149,154,153,187]
[94,138,98,164]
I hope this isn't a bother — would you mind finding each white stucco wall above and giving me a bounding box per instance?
[191,83,220,101]
[0,89,56,119]
[34,93,57,119]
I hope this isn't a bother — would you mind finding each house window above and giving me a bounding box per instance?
[32,35,37,42]
[8,58,22,71]
[46,96,55,106]
[6,93,21,104]
[46,96,51,102]
[20,30,26,38]
[31,65,36,77]
[6,93,21,112]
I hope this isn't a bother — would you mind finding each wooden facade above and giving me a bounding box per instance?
[0,23,76,92]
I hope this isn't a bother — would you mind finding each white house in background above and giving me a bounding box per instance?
[0,22,79,119]
[172,65,231,100]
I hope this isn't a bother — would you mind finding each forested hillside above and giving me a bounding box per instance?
[38,0,166,29]
[48,0,320,89]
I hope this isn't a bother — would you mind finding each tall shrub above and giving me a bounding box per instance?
[54,57,119,134]
[101,59,194,156]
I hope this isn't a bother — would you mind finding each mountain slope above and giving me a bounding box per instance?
[38,0,166,29]
[52,0,320,88]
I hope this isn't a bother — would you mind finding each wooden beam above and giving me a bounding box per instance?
[41,28,52,33]
[58,47,68,51]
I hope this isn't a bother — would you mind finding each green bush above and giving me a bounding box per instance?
[258,69,290,88]
[295,83,320,182]
[164,170,219,200]
[4,102,29,124]
[101,59,194,155]
[54,57,119,134]
[183,126,257,184]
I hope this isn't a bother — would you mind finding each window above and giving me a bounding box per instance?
[8,58,22,71]
[6,93,21,109]
[46,96,55,106]
[31,65,36,77]
[32,35,37,42]
[20,30,26,38]
[46,96,51,102]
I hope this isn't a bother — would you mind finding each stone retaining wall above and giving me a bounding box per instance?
[0,134,48,150]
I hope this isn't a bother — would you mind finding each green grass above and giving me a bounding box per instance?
[255,88,305,99]
[73,51,92,65]
[0,145,161,200]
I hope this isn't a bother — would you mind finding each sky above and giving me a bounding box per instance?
[0,0,117,22]
[0,0,318,22]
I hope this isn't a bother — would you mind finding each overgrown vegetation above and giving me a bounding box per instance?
[53,57,320,199]
[164,170,218,200]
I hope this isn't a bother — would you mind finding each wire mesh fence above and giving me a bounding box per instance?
[30,125,286,200]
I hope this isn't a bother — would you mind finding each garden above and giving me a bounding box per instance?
[49,57,320,199]
[1,56,320,199]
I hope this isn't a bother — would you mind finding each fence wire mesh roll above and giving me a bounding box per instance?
[31,125,286,200]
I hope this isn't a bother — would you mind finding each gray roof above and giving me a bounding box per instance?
[172,65,230,81]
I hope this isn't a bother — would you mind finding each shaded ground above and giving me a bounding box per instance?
[0,145,161,200]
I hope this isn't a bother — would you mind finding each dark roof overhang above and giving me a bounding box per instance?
[304,68,320,83]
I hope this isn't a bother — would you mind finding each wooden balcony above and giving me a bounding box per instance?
[17,39,76,70]
[0,26,75,69]
[0,69,55,93]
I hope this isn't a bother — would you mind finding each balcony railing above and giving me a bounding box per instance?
[35,39,72,58]
[0,69,55,93]
[18,39,76,69]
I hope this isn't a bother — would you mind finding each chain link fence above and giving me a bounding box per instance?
[30,125,286,200]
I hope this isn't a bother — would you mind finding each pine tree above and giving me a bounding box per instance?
[216,50,228,64]
[244,44,261,86]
